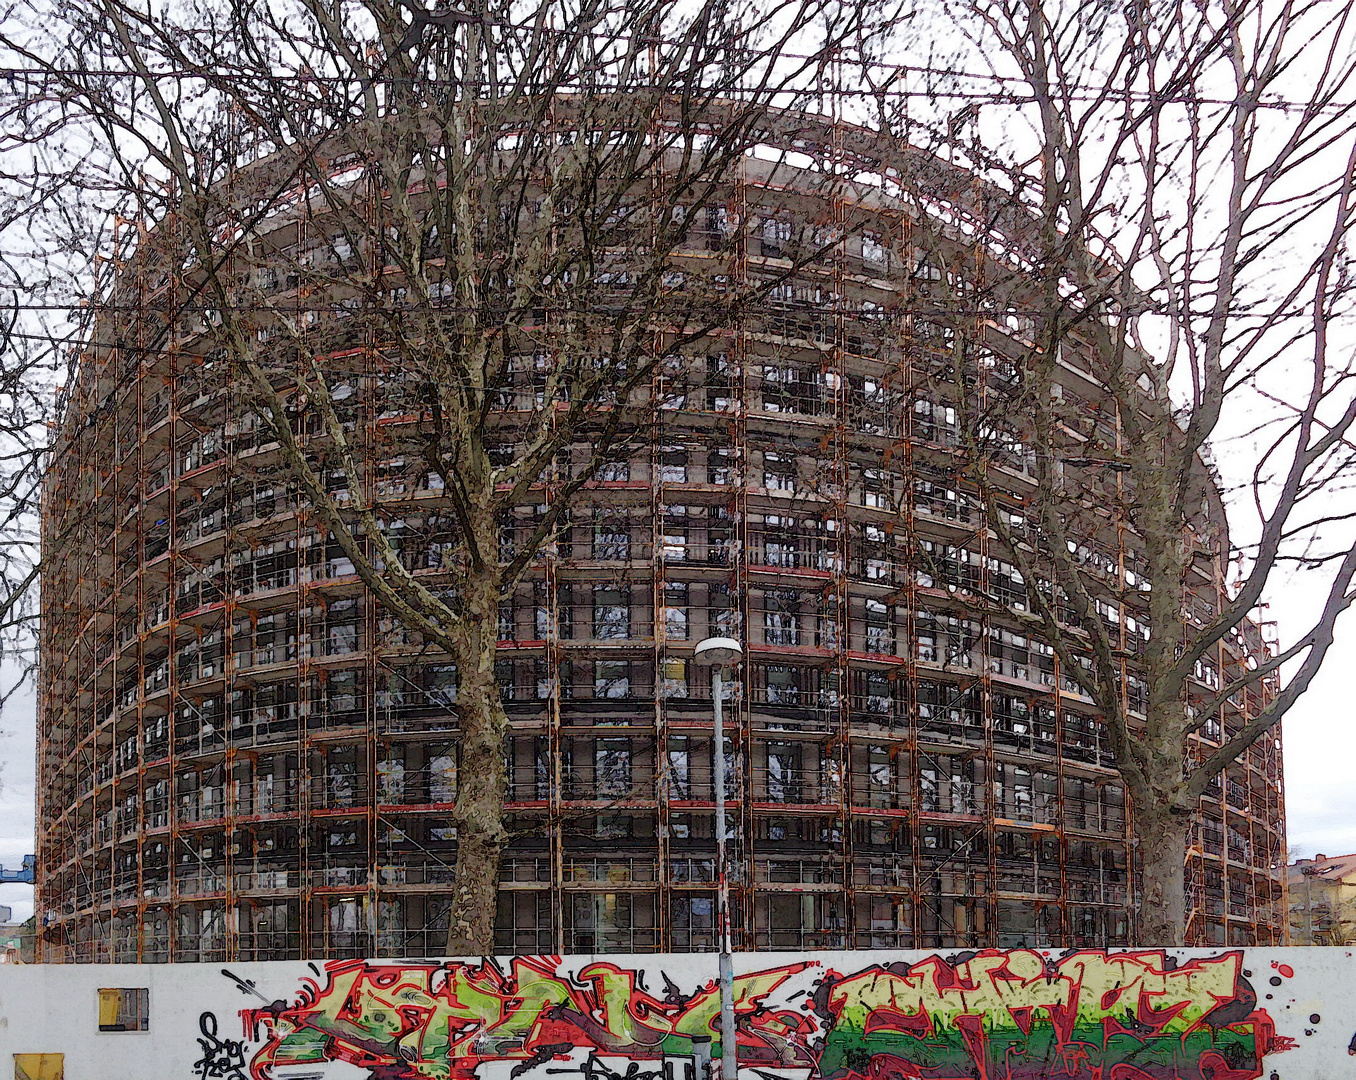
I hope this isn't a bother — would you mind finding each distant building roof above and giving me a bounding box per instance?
[1288,853,1356,886]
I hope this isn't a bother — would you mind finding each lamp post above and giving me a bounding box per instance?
[693,636,742,1080]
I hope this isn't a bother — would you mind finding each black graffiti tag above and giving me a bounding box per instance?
[193,1010,250,1080]
[546,1052,665,1080]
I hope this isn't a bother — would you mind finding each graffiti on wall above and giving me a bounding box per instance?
[193,1010,252,1080]
[225,950,1284,1080]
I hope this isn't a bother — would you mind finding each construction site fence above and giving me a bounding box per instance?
[0,947,1351,1079]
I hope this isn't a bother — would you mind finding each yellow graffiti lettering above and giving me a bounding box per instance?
[489,959,577,1041]
[1058,951,1238,1031]
[827,950,1238,1035]
[577,964,662,1045]
[953,951,1071,1018]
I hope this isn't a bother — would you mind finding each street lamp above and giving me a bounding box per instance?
[693,636,742,1080]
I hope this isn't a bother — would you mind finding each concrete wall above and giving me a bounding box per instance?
[0,949,1352,1079]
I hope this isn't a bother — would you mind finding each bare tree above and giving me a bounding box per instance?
[0,294,62,698]
[4,0,898,951]
[14,0,1337,956]
[0,66,134,677]
[876,0,1356,942]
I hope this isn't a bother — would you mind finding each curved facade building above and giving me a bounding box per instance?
[37,111,1286,961]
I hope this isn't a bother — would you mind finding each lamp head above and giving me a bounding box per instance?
[693,636,743,666]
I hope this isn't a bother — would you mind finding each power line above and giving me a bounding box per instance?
[0,65,1352,112]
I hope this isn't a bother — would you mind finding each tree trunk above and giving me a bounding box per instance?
[1134,803,1191,946]
[445,569,509,956]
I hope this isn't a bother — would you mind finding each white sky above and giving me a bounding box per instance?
[0,682,34,923]
[1268,585,1356,862]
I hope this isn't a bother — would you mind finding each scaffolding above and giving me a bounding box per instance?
[36,104,1286,961]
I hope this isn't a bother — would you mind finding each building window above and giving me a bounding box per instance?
[764,453,794,491]
[661,658,689,699]
[671,894,716,951]
[568,892,658,952]
[495,891,553,953]
[861,232,888,270]
[253,610,299,664]
[667,738,692,800]
[762,364,800,412]
[856,898,909,949]
[663,581,689,639]
[763,590,800,645]
[867,746,893,808]
[594,660,631,699]
[920,767,939,812]
[761,216,792,257]
[326,598,359,655]
[376,755,405,803]
[864,670,892,715]
[534,581,558,640]
[709,446,734,484]
[658,446,688,483]
[428,753,457,803]
[592,586,629,639]
[326,750,358,809]
[534,659,557,700]
[914,398,958,444]
[424,664,458,707]
[97,988,149,1032]
[706,354,735,412]
[766,743,802,803]
[757,893,844,950]
[662,528,688,562]
[765,664,801,706]
[706,205,731,243]
[950,766,978,815]
[594,521,630,560]
[862,468,889,509]
[916,611,938,663]
[865,598,891,653]
[763,516,799,567]
[496,659,517,701]
[595,739,633,797]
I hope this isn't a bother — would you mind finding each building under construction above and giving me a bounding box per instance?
[36,102,1286,962]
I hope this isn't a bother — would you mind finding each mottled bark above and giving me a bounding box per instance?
[446,569,509,956]
[1134,804,1191,947]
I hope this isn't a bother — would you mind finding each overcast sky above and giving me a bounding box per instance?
[1269,586,1356,862]
[0,685,33,924]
